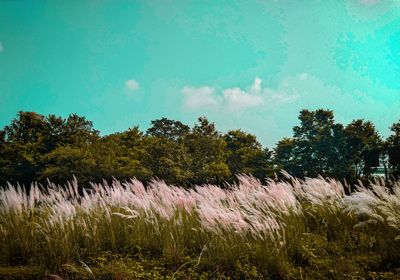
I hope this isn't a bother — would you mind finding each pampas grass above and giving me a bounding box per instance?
[1,175,400,277]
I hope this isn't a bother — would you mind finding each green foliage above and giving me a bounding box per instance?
[344,119,382,178]
[387,120,400,177]
[274,138,299,177]
[273,109,392,182]
[146,117,190,140]
[99,127,152,181]
[142,136,192,186]
[288,109,349,178]
[225,129,273,181]
[0,110,399,187]
[40,145,97,184]
[185,117,231,184]
[0,112,99,186]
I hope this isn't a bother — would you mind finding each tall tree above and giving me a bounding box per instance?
[92,127,151,182]
[61,114,99,145]
[38,114,100,184]
[224,129,273,180]
[387,120,400,178]
[0,112,50,185]
[143,118,192,185]
[344,119,381,178]
[146,118,190,140]
[186,117,230,184]
[274,137,301,177]
[294,109,348,177]
[275,109,349,178]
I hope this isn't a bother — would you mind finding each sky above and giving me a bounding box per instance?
[0,0,399,147]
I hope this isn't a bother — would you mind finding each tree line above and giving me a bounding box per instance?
[0,109,399,187]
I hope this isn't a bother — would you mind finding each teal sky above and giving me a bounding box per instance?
[0,1,399,147]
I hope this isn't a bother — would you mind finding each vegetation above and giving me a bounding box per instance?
[1,109,400,279]
[0,109,399,187]
[1,176,400,279]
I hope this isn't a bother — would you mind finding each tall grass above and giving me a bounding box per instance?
[1,175,400,277]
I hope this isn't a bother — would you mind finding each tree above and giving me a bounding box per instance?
[146,118,190,140]
[2,109,393,187]
[0,112,49,185]
[387,120,400,178]
[344,119,382,178]
[142,137,192,185]
[143,118,192,185]
[92,127,152,182]
[186,117,230,184]
[274,109,350,178]
[224,129,273,180]
[60,114,99,145]
[40,145,97,185]
[0,111,100,186]
[294,109,347,177]
[274,137,301,177]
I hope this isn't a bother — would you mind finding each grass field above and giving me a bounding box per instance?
[1,175,400,279]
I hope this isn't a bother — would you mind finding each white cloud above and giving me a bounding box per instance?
[0,41,3,52]
[125,79,140,91]
[182,76,300,111]
[250,76,262,94]
[223,87,263,109]
[182,86,219,109]
[224,76,298,109]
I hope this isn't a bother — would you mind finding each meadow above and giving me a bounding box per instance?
[1,174,400,279]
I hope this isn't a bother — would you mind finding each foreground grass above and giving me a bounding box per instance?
[1,175,400,279]
[1,233,400,279]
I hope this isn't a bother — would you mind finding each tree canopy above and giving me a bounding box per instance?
[0,110,399,187]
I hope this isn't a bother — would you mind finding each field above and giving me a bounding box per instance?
[1,175,400,279]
